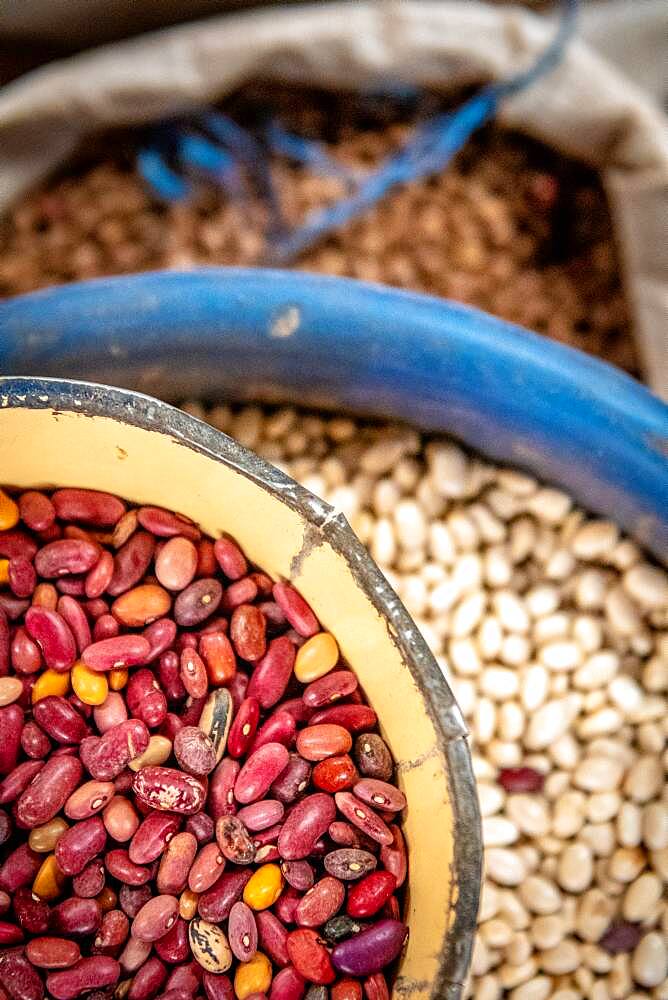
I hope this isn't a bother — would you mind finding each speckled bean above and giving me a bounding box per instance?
[0,951,44,1000]
[80,720,150,780]
[323,849,377,882]
[174,727,216,777]
[133,767,207,816]
[198,689,233,763]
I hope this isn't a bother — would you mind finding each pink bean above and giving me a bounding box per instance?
[105,849,152,886]
[213,537,247,581]
[52,488,126,527]
[52,896,102,935]
[34,539,100,578]
[234,744,290,805]
[268,966,306,1000]
[228,900,257,962]
[136,507,200,542]
[11,628,42,675]
[18,491,56,532]
[93,691,128,733]
[128,956,168,1000]
[92,614,119,641]
[120,934,152,972]
[16,754,83,827]
[84,550,114,599]
[272,583,319,637]
[8,557,36,599]
[0,529,37,562]
[103,795,139,843]
[156,832,198,894]
[237,800,285,832]
[131,895,179,942]
[143,619,178,663]
[179,649,208,700]
[188,842,226,893]
[247,636,296,709]
[81,635,151,671]
[224,577,258,610]
[256,911,290,968]
[155,537,198,592]
[24,607,77,672]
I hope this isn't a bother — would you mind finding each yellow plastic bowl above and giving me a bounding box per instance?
[0,377,481,999]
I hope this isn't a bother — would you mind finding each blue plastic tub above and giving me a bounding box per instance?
[0,267,666,561]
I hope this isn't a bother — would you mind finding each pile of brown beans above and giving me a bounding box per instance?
[0,86,636,376]
[0,487,409,1000]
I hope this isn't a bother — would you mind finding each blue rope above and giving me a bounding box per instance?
[136,0,578,261]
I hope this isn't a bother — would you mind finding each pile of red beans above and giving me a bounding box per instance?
[0,488,408,1000]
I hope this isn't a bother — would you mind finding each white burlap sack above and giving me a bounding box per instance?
[0,1,666,394]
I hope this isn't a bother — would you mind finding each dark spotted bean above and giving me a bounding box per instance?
[324,850,377,881]
[353,735,392,782]
[173,580,223,627]
[216,816,255,865]
[174,728,216,777]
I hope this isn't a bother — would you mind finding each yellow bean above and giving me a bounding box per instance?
[32,854,66,901]
[0,559,9,585]
[32,669,70,702]
[234,952,272,999]
[72,661,109,706]
[0,489,19,531]
[243,863,284,911]
[294,631,339,683]
[109,668,128,691]
[29,817,69,853]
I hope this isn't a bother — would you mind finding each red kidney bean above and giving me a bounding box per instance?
[0,529,37,561]
[271,583,319,639]
[178,694,207,728]
[310,706,377,733]
[14,886,50,934]
[0,842,41,891]
[281,861,315,893]
[80,719,150,780]
[34,539,100,579]
[188,842,225,893]
[224,577,258,611]
[25,936,80,970]
[55,577,87,597]
[105,849,152,885]
[108,532,156,597]
[296,876,345,929]
[246,637,295,710]
[237,800,284,833]
[143,619,177,665]
[303,672,358,710]
[154,917,190,965]
[497,766,545,793]
[155,538,198,593]
[136,507,199,542]
[93,692,128,733]
[126,670,168,729]
[119,935,152,974]
[82,635,151,672]
[23,608,76,672]
[0,952,44,1000]
[157,832,197,894]
[16,755,83,827]
[331,920,407,977]
[159,652,186,703]
[84,550,114,600]
[93,907,129,953]
[52,896,102,935]
[184,811,214,845]
[0,608,9,678]
[270,755,312,806]
[277,794,336,862]
[0,920,24,945]
[178,650,207,701]
[362,973,389,1000]
[131,895,179,942]
[172,728,216,778]
[212,537,247,582]
[202,972,234,1000]
[268,966,306,1000]
[8,558,36,600]
[324,850,377,882]
[332,982,363,1000]
[128,956,168,1000]
[19,492,55,532]
[353,780,406,813]
[11,629,42,676]
[379,826,407,889]
[346,873,396,919]
[129,813,181,865]
[253,912,288,970]
[312,756,357,794]
[133,767,207,816]
[352,736,392,781]
[229,604,266,662]
[215,816,255,865]
[92,614,119,641]
[119,885,152,920]
[56,596,91,655]
[52,489,126,527]
[0,761,44,805]
[0,596,30,626]
[227,698,260,760]
[198,868,252,922]
[174,580,223,628]
[55,816,106,875]
[333,794,392,847]
[72,857,105,897]
[226,670,248,713]
[33,696,88,745]
[286,929,335,985]
[198,632,236,687]
[234,744,290,805]
[249,712,296,755]
[47,955,120,1000]
[297,726,352,762]
[164,959,202,996]
[227,900,258,962]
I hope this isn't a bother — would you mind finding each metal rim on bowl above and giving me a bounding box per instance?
[0,374,482,999]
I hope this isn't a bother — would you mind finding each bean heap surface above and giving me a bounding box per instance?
[0,486,409,1000]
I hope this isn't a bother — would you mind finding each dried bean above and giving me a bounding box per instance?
[33,696,88,744]
[25,937,80,970]
[174,580,223,628]
[24,608,76,672]
[286,929,335,985]
[154,917,190,964]
[103,796,139,842]
[270,755,312,805]
[94,908,130,952]
[82,636,151,672]
[235,744,290,805]
[189,917,233,973]
[47,956,120,1000]
[216,816,256,865]
[129,813,181,865]
[16,755,83,827]
[278,794,336,861]
[331,920,407,976]
[312,756,357,794]
[174,728,216,777]
[127,956,167,1000]
[0,761,44,805]
[188,842,226,893]
[126,670,168,729]
[0,952,44,1000]
[132,895,179,942]
[197,689,233,764]
[157,832,198,894]
[296,876,345,928]
[199,632,236,687]
[297,726,352,762]
[133,767,206,816]
[198,869,253,922]
[353,736,392,782]
[52,896,102,935]
[324,850,377,882]
[105,849,152,885]
[14,886,50,934]
[80,720,150,780]
[55,817,106,875]
[72,857,106,897]
[108,533,156,597]
[52,489,125,527]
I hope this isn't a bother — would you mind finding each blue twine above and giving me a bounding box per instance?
[136,0,578,261]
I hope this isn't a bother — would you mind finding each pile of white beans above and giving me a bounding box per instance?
[186,401,668,1000]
